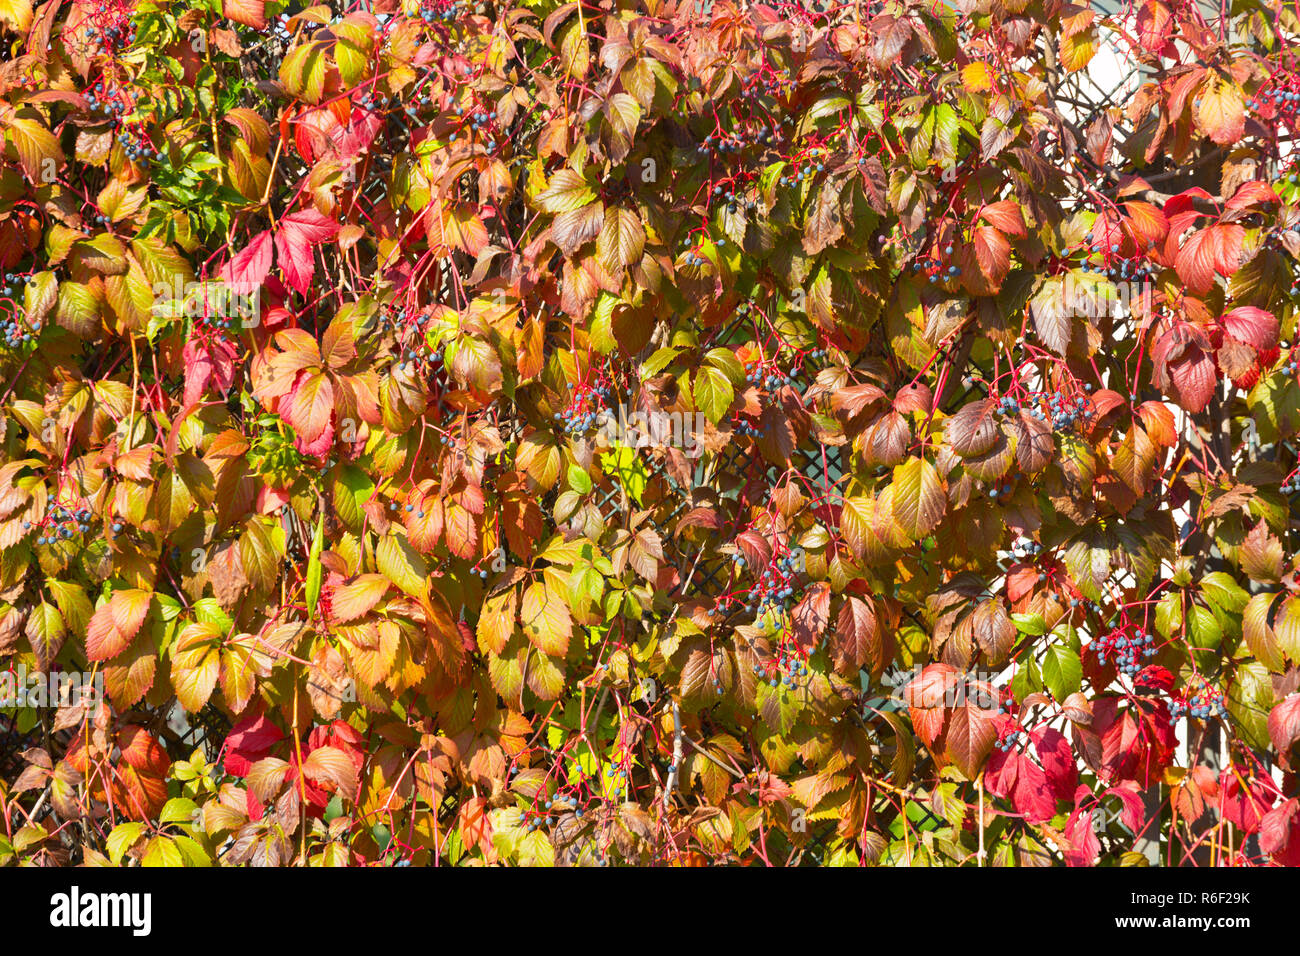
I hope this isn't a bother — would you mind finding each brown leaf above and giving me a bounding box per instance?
[207,540,248,610]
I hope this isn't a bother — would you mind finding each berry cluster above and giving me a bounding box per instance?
[1278,346,1300,386]
[738,65,787,99]
[1248,78,1300,118]
[87,83,159,166]
[467,555,492,580]
[29,504,94,547]
[1,272,29,297]
[524,792,582,832]
[1010,538,1044,561]
[0,316,33,350]
[190,289,243,340]
[680,238,711,267]
[731,413,763,440]
[986,477,1015,501]
[995,726,1029,753]
[116,127,159,166]
[400,91,434,122]
[377,305,444,373]
[729,545,804,623]
[1036,386,1094,432]
[1090,626,1155,676]
[607,752,632,800]
[1169,679,1228,721]
[776,147,831,188]
[752,651,809,690]
[452,104,497,151]
[1080,253,1156,281]
[0,275,39,349]
[710,181,758,215]
[1079,229,1160,278]
[910,244,962,284]
[744,358,794,393]
[82,5,137,56]
[553,375,613,437]
[417,0,467,24]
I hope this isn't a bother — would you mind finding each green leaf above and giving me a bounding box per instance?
[377,533,428,598]
[1011,657,1042,702]
[306,512,325,616]
[1011,612,1046,636]
[890,457,945,540]
[107,822,146,865]
[534,168,595,214]
[705,347,745,384]
[693,365,734,425]
[1041,645,1082,700]
[566,463,592,495]
[142,835,184,867]
[1200,572,1249,615]
[24,600,66,671]
[160,797,200,825]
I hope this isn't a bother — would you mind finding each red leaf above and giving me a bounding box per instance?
[1134,664,1174,691]
[1012,757,1058,824]
[222,230,273,291]
[1259,798,1300,865]
[1106,782,1146,833]
[294,415,334,458]
[1032,726,1078,800]
[1218,771,1275,834]
[1168,348,1217,413]
[1121,200,1168,247]
[1221,306,1278,351]
[275,209,340,295]
[985,733,1018,799]
[282,370,335,443]
[945,398,1000,457]
[1224,180,1280,213]
[1135,0,1174,55]
[734,529,772,570]
[944,699,997,779]
[972,225,1010,287]
[978,200,1027,237]
[118,726,170,777]
[834,594,881,671]
[224,710,284,777]
[1268,693,1300,754]
[1175,228,1218,294]
[86,590,151,661]
[1153,322,1217,413]
[182,337,238,405]
[1209,222,1244,277]
[1062,808,1101,866]
[1005,562,1039,604]
[224,0,267,30]
[904,663,957,749]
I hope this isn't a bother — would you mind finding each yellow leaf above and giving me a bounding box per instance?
[0,0,32,34]
[961,62,993,93]
[1059,26,1097,73]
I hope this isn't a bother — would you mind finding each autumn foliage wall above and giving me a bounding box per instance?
[1,0,1299,867]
